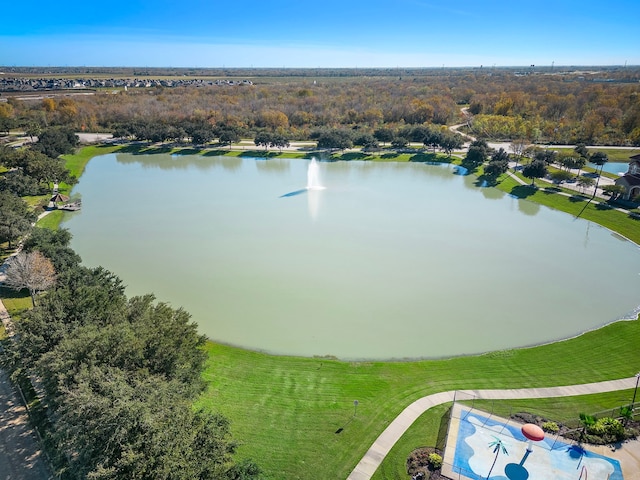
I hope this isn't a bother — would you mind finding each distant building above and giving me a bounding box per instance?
[614,154,640,201]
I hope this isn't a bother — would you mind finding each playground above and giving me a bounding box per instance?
[443,402,625,479]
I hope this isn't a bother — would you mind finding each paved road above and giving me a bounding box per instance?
[0,300,51,480]
[347,376,639,480]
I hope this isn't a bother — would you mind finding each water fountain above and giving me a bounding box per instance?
[306,158,325,190]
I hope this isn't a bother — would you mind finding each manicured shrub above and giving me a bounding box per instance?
[589,417,625,442]
[541,421,559,434]
[427,453,443,469]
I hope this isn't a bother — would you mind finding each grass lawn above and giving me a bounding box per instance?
[36,210,67,230]
[0,288,33,317]
[197,316,640,479]
[493,174,640,244]
[552,147,638,163]
[22,143,639,479]
[61,144,122,180]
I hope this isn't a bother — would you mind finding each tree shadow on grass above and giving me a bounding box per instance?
[239,150,280,158]
[336,152,371,161]
[0,286,29,300]
[475,174,500,187]
[119,145,173,155]
[172,148,202,156]
[94,143,119,151]
[409,152,443,163]
[568,195,588,203]
[116,144,147,154]
[595,202,613,210]
[380,152,400,159]
[509,185,537,199]
[542,187,562,194]
[202,149,233,157]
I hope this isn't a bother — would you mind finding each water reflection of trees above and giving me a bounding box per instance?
[518,199,540,216]
[115,153,242,172]
[255,158,291,174]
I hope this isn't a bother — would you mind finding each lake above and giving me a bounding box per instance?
[63,153,640,360]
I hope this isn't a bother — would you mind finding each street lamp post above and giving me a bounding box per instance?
[354,400,359,417]
[632,373,640,407]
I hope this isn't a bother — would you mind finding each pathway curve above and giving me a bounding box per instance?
[347,376,639,480]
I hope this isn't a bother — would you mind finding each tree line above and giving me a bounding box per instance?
[2,68,638,146]
[0,126,79,248]
[2,228,263,479]
[1,125,264,478]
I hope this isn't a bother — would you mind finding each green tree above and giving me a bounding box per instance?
[463,145,487,169]
[601,184,625,200]
[534,149,557,165]
[0,191,35,248]
[484,158,509,178]
[32,126,79,158]
[373,127,394,145]
[317,130,352,150]
[391,136,408,149]
[0,170,41,196]
[590,151,609,197]
[484,146,511,177]
[48,367,258,480]
[558,155,586,176]
[440,132,463,157]
[491,147,510,164]
[270,133,290,152]
[574,143,589,159]
[579,413,596,441]
[22,227,82,274]
[577,175,595,194]
[25,121,43,142]
[0,116,15,135]
[218,129,240,148]
[7,149,73,188]
[254,131,272,151]
[8,262,261,479]
[619,405,633,426]
[422,127,443,152]
[550,170,574,185]
[522,160,547,186]
[353,133,378,150]
[185,121,216,145]
[469,139,492,158]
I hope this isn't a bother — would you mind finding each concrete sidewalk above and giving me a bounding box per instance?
[347,376,639,480]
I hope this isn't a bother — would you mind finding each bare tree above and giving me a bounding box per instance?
[510,139,528,171]
[3,251,56,305]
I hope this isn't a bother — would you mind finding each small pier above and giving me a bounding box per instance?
[56,201,81,211]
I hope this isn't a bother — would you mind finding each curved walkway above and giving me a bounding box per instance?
[347,376,639,480]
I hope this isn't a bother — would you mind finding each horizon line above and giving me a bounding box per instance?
[1,64,638,70]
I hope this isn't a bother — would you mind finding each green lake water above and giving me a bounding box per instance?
[63,153,640,360]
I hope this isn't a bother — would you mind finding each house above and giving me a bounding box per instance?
[614,154,640,201]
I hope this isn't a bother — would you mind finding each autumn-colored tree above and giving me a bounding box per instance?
[42,98,56,112]
[0,102,14,119]
[3,251,56,305]
[258,110,289,130]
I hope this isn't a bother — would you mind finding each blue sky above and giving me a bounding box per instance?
[2,0,639,68]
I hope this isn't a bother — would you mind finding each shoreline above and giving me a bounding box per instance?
[54,144,640,363]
